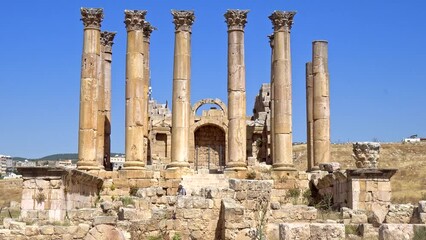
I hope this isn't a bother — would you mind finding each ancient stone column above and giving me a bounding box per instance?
[269,11,296,171]
[100,31,116,170]
[224,10,249,171]
[77,8,103,171]
[312,40,330,165]
[269,34,275,164]
[124,10,147,170]
[142,22,155,163]
[306,62,317,171]
[168,10,195,169]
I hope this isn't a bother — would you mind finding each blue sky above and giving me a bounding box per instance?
[1,1,425,158]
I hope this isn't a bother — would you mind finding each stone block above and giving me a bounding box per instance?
[24,225,39,236]
[310,223,345,240]
[279,223,310,240]
[385,204,414,224]
[9,221,26,230]
[40,225,54,235]
[379,224,414,240]
[319,162,341,173]
[359,224,378,239]
[93,216,117,226]
[419,201,426,213]
[420,213,426,224]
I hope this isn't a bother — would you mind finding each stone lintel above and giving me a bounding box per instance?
[124,10,147,31]
[143,21,157,41]
[224,9,249,31]
[100,31,117,53]
[172,10,195,32]
[269,10,296,32]
[80,8,104,29]
[346,168,398,180]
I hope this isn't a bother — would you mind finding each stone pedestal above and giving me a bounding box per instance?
[224,9,249,172]
[269,11,297,172]
[124,10,147,170]
[77,8,104,171]
[18,167,103,222]
[168,10,195,169]
[346,169,397,211]
[312,41,330,165]
[99,31,116,171]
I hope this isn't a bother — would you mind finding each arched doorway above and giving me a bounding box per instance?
[194,124,226,172]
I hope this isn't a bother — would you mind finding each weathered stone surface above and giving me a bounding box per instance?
[319,162,340,173]
[93,216,117,226]
[369,206,388,226]
[358,224,379,239]
[379,224,414,240]
[310,223,345,240]
[279,223,310,240]
[385,204,415,224]
[84,224,125,240]
[418,201,426,213]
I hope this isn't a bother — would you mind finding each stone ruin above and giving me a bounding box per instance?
[2,7,426,240]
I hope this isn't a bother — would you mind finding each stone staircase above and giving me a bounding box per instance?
[180,169,229,195]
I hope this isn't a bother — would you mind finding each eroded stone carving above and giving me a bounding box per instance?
[352,142,380,168]
[269,11,296,31]
[100,31,116,53]
[224,9,249,31]
[80,8,103,29]
[124,10,147,31]
[143,21,156,40]
[172,10,195,32]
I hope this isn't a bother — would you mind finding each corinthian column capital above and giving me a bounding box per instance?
[80,8,103,29]
[124,10,147,31]
[269,11,296,32]
[143,21,157,41]
[172,10,195,32]
[100,31,116,53]
[224,9,249,31]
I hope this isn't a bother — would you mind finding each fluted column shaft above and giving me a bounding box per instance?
[269,34,275,164]
[100,31,116,170]
[269,11,296,171]
[224,10,249,171]
[77,8,103,171]
[124,10,147,170]
[169,10,194,168]
[142,23,155,163]
[312,41,330,165]
[306,62,316,171]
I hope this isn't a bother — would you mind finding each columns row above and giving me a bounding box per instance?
[78,8,117,170]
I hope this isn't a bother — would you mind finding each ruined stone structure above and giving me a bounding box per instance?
[9,7,426,240]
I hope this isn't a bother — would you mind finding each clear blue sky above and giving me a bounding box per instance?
[1,1,425,158]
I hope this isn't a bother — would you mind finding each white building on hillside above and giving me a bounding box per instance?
[0,155,11,176]
[110,155,125,171]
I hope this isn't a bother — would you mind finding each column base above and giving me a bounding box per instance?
[164,166,193,179]
[77,161,102,171]
[167,161,190,169]
[123,161,145,170]
[273,163,297,171]
[225,161,247,171]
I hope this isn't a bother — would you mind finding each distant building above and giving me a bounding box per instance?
[110,155,125,170]
[0,155,11,176]
[4,172,22,179]
[403,134,421,143]
[16,160,36,167]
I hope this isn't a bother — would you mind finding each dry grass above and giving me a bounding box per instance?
[0,179,22,208]
[294,142,426,204]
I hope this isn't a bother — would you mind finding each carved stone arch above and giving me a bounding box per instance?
[192,98,228,117]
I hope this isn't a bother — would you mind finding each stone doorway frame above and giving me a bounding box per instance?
[189,98,228,170]
[193,124,227,172]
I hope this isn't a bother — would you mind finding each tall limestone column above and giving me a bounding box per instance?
[269,11,297,171]
[168,10,195,169]
[224,10,249,171]
[142,22,155,163]
[100,31,116,170]
[77,8,103,171]
[268,34,275,164]
[312,41,330,165]
[306,62,317,171]
[124,10,147,170]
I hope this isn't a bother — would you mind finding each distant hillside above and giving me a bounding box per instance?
[12,153,123,161]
